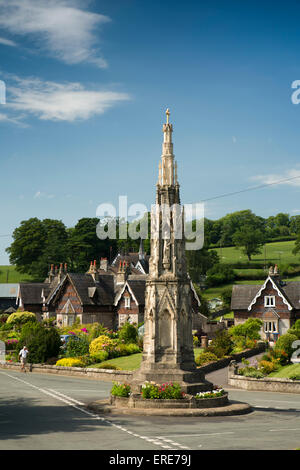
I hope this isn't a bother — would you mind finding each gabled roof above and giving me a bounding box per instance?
[135,258,149,274]
[18,283,48,305]
[247,276,293,311]
[231,284,263,310]
[114,279,146,306]
[47,273,115,307]
[231,276,300,311]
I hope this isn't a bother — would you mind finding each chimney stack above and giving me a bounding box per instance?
[100,257,108,272]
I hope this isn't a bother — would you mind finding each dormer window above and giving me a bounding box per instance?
[124,296,131,309]
[264,296,275,307]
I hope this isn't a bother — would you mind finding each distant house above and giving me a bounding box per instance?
[208,297,223,310]
[114,279,146,327]
[0,284,19,311]
[231,265,300,341]
[46,271,115,328]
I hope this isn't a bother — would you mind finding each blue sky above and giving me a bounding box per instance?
[1,0,300,264]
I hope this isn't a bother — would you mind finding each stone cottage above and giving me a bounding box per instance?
[231,265,300,341]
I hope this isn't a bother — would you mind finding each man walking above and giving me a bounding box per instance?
[19,346,29,372]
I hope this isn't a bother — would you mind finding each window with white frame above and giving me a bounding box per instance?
[264,296,275,307]
[124,296,131,308]
[264,321,278,333]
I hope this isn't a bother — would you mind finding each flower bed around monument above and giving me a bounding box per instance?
[111,381,131,398]
[109,381,229,409]
[195,388,225,399]
[141,382,184,399]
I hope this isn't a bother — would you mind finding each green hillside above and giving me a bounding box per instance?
[0,266,34,283]
[212,240,298,266]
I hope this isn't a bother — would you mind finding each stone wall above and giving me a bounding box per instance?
[228,373,300,394]
[197,342,266,374]
[0,362,132,382]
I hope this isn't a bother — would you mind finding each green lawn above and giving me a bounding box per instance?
[268,363,300,379]
[0,266,35,283]
[88,348,204,371]
[211,240,298,266]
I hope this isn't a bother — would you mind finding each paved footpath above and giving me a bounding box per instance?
[0,369,300,450]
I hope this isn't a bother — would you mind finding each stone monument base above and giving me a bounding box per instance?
[87,393,252,417]
[130,363,214,395]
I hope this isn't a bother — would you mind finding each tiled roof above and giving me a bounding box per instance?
[231,284,262,310]
[19,283,46,305]
[127,279,146,305]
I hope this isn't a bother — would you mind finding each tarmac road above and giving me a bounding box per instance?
[0,369,299,451]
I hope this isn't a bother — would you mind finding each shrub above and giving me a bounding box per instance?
[89,335,114,357]
[195,351,218,366]
[241,369,265,379]
[287,319,300,339]
[97,363,120,370]
[0,313,9,324]
[229,318,263,341]
[206,330,233,358]
[118,322,138,344]
[87,323,109,342]
[7,311,37,327]
[124,343,140,355]
[18,322,61,364]
[141,382,184,400]
[65,336,89,357]
[89,350,109,363]
[5,338,19,351]
[274,333,298,361]
[258,360,279,375]
[111,382,131,397]
[193,335,200,347]
[56,358,85,367]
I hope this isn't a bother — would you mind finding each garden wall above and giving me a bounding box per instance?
[0,362,132,382]
[228,373,300,394]
[198,342,266,374]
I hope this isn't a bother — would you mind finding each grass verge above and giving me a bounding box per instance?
[268,363,300,379]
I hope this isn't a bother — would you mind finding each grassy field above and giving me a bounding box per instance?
[268,363,300,379]
[88,348,204,371]
[0,266,34,283]
[212,240,298,266]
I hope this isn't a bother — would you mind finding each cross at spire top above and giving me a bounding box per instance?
[166,108,170,124]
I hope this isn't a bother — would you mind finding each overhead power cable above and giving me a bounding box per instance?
[200,174,300,203]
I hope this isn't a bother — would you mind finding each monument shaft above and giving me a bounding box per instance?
[132,110,212,393]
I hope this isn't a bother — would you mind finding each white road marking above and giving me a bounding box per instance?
[47,389,85,406]
[0,371,183,450]
[158,432,235,438]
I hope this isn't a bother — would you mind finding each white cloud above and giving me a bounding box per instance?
[0,36,16,47]
[0,111,27,127]
[251,168,300,187]
[34,191,55,199]
[0,0,110,68]
[4,74,129,122]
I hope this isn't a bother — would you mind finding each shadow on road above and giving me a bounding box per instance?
[0,396,130,441]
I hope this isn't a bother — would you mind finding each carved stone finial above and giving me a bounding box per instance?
[166,108,170,124]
